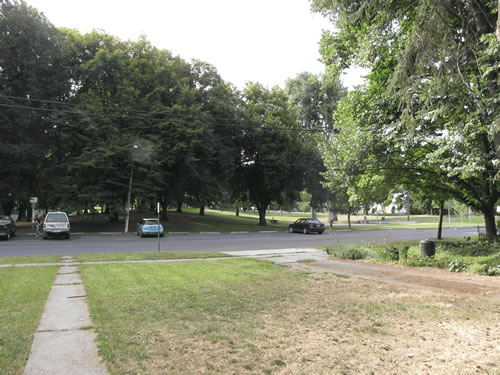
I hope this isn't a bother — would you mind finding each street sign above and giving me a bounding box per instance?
[29,197,38,204]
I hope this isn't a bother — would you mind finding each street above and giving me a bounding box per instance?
[0,227,479,257]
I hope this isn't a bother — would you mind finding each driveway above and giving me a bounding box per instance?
[223,248,500,302]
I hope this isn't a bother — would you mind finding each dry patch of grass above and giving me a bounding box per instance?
[81,259,500,375]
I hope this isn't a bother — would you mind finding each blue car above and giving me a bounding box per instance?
[137,218,164,238]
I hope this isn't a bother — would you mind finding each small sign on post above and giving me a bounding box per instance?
[30,197,38,228]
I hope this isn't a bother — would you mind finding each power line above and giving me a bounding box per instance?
[0,94,332,134]
[0,101,330,134]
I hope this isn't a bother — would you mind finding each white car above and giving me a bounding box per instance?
[43,212,71,239]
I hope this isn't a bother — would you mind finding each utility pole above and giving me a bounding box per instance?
[124,165,133,233]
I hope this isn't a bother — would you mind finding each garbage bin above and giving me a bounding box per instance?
[420,239,435,257]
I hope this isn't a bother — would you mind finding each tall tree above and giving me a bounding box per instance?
[0,0,70,216]
[285,72,347,217]
[313,0,500,240]
[240,83,307,225]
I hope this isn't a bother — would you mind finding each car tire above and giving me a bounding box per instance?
[303,228,308,234]
[288,227,293,233]
[319,231,324,235]
[160,233,164,238]
[139,232,144,238]
[66,233,70,239]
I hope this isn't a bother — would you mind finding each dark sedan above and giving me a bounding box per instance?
[0,215,16,240]
[288,218,325,234]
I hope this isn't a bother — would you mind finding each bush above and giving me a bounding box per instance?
[374,245,409,261]
[469,263,499,276]
[326,246,368,260]
[448,259,468,273]
[438,239,500,257]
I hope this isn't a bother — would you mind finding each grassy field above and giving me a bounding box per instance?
[73,251,232,262]
[0,255,62,265]
[20,208,484,233]
[0,267,57,375]
[80,259,499,374]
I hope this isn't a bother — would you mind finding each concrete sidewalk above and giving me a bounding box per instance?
[24,256,107,375]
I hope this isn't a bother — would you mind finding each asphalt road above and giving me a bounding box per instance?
[0,227,480,257]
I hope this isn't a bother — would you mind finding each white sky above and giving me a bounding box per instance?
[27,0,367,90]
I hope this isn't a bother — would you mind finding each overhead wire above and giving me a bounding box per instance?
[0,94,332,134]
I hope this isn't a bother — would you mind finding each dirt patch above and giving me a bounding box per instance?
[299,258,500,301]
[131,272,499,375]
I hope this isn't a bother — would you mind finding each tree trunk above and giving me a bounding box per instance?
[199,205,205,216]
[328,201,334,226]
[257,204,267,226]
[347,210,351,229]
[311,207,316,220]
[176,200,183,213]
[437,200,444,240]
[18,200,27,221]
[161,195,168,221]
[235,205,239,217]
[482,205,497,241]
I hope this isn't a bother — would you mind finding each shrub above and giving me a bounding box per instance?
[326,246,368,260]
[469,263,499,276]
[438,240,499,257]
[374,245,410,261]
[448,259,468,273]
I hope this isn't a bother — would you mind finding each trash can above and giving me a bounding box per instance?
[420,239,435,257]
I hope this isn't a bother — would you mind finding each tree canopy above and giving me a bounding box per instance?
[1,0,336,225]
[314,0,500,239]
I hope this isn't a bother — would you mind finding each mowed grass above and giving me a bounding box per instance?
[81,259,499,374]
[0,267,57,375]
[0,256,62,265]
[73,251,232,262]
[68,208,486,233]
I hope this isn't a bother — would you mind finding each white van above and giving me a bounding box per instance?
[43,212,71,239]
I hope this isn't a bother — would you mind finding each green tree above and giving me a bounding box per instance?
[285,72,346,217]
[313,0,500,240]
[0,0,70,217]
[240,83,307,225]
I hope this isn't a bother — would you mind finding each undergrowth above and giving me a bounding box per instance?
[325,237,500,276]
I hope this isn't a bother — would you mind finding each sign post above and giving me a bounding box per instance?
[29,197,38,229]
[157,202,161,253]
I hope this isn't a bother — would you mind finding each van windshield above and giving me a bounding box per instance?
[46,213,68,222]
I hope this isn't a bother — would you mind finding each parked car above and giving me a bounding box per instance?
[137,218,164,238]
[43,211,70,239]
[288,218,325,234]
[0,215,16,240]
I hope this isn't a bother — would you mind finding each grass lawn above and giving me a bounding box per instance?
[0,255,62,265]
[0,267,57,375]
[81,259,499,374]
[73,251,232,262]
[60,208,487,233]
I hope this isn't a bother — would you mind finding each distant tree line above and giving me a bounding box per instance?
[0,0,345,225]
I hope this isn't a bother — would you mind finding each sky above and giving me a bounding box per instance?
[26,0,367,90]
